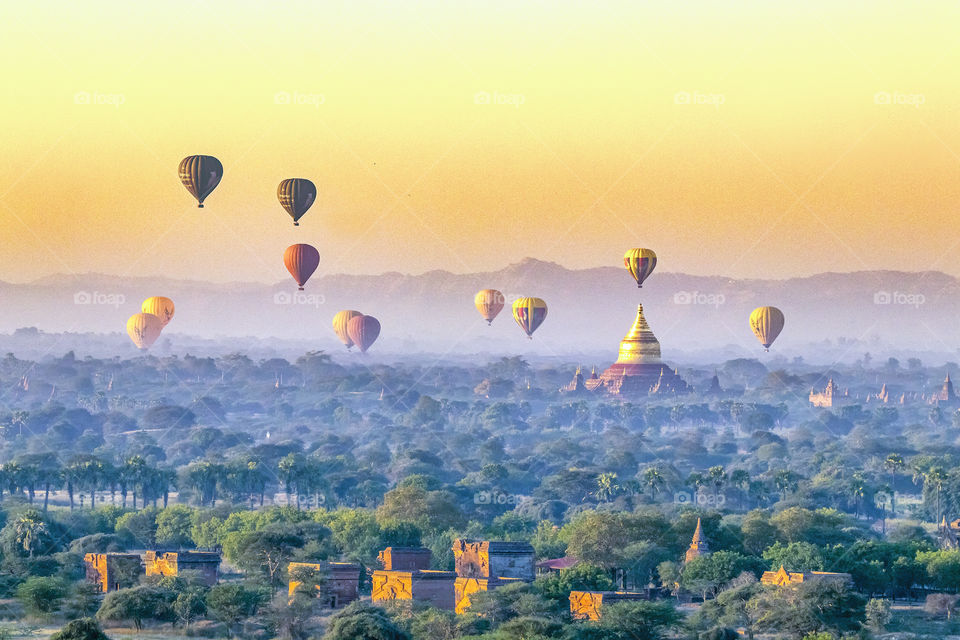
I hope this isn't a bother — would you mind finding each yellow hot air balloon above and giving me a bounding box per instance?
[512,297,548,339]
[127,313,164,350]
[749,306,785,351]
[142,297,175,327]
[624,248,657,288]
[333,310,363,349]
[474,289,505,325]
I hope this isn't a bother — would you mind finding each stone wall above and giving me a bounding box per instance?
[371,569,457,610]
[84,553,141,593]
[569,591,648,621]
[452,540,535,581]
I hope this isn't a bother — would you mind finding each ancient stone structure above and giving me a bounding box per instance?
[287,561,360,609]
[144,551,221,586]
[451,539,536,614]
[569,305,688,397]
[684,518,709,563]
[929,374,960,407]
[452,539,535,581]
[454,576,525,614]
[569,591,649,620]
[372,570,457,610]
[760,565,852,587]
[378,546,432,571]
[84,553,141,593]
[808,379,852,408]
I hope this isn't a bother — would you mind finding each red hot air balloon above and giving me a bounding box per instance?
[347,315,380,353]
[283,244,320,290]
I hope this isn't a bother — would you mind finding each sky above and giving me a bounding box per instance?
[1,1,959,284]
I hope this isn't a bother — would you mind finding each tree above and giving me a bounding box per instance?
[748,581,866,639]
[595,473,619,503]
[9,511,51,557]
[227,522,329,591]
[322,602,410,640]
[864,598,892,633]
[15,576,68,616]
[206,583,268,636]
[924,592,960,620]
[173,587,207,630]
[97,585,175,631]
[49,618,111,640]
[572,601,681,640]
[681,552,764,600]
[534,563,615,604]
[642,466,666,500]
[729,470,751,511]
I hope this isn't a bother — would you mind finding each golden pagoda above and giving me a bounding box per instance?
[581,305,688,396]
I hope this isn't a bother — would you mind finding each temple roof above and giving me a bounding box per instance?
[615,305,661,365]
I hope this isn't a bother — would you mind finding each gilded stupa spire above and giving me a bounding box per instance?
[615,305,661,364]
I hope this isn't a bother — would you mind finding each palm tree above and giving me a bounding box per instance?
[884,453,905,518]
[924,467,948,524]
[123,456,148,509]
[642,466,666,501]
[708,465,727,508]
[13,512,48,557]
[687,472,706,505]
[849,472,866,519]
[595,472,619,503]
[729,469,751,511]
[773,469,800,501]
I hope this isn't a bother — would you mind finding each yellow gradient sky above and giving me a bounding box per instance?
[1,1,959,283]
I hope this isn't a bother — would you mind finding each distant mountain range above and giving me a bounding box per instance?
[2,259,959,363]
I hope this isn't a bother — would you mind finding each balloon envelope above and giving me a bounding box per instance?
[141,297,175,327]
[624,248,657,288]
[512,297,548,339]
[127,313,164,350]
[332,310,363,349]
[178,155,223,208]
[347,315,380,353]
[277,178,317,225]
[474,289,505,325]
[283,244,320,290]
[749,306,785,350]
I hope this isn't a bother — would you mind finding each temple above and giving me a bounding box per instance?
[684,518,710,563]
[563,305,688,397]
[809,379,852,408]
[929,374,960,408]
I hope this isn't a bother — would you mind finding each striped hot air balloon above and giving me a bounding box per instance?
[474,289,505,325]
[624,248,657,288]
[512,297,547,339]
[347,314,380,353]
[332,310,363,349]
[141,297,175,327]
[749,306,785,351]
[277,178,317,226]
[283,244,320,290]
[126,313,164,350]
[178,155,223,208]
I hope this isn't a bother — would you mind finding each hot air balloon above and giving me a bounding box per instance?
[283,244,320,290]
[474,289,505,325]
[277,178,317,226]
[624,248,657,288]
[126,313,163,350]
[141,296,175,327]
[178,155,223,208]
[512,297,547,339]
[332,310,363,349]
[347,314,380,353]
[749,306,785,351]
